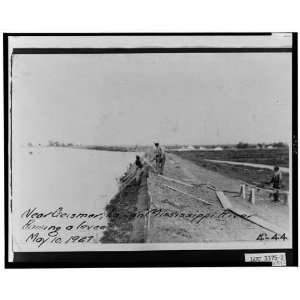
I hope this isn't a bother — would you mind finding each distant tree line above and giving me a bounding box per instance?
[236,141,288,149]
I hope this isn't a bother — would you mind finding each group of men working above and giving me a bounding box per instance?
[132,143,284,202]
[130,142,165,185]
[134,142,166,175]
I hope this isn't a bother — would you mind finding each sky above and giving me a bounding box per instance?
[12,52,292,146]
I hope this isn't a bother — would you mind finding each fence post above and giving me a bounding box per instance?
[249,188,255,205]
[240,184,246,199]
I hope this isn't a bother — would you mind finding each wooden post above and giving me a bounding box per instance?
[249,188,255,205]
[240,184,246,199]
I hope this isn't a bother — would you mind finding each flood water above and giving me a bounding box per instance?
[11,147,141,251]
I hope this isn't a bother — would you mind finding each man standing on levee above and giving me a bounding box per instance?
[268,165,282,202]
[153,142,166,175]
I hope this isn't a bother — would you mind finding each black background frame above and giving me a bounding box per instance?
[3,33,298,268]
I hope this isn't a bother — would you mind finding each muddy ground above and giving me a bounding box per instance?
[101,170,150,243]
[173,152,289,191]
[147,153,289,243]
[101,152,289,244]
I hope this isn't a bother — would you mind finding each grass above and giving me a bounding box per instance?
[171,148,289,167]
[172,149,289,191]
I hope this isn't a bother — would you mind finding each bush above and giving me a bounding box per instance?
[236,142,249,149]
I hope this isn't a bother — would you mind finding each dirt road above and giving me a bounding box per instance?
[147,153,289,243]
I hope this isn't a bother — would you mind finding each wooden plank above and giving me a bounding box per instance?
[206,185,217,191]
[248,216,284,234]
[163,184,214,206]
[215,191,232,209]
[222,190,240,194]
[241,181,289,195]
[163,184,285,234]
[228,208,284,234]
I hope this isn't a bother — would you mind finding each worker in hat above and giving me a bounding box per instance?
[153,142,166,174]
[268,166,282,202]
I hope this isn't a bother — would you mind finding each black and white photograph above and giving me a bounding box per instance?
[4,33,297,267]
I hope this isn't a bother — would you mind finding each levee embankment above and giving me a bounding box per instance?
[101,170,150,243]
[102,152,289,244]
[146,153,289,243]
